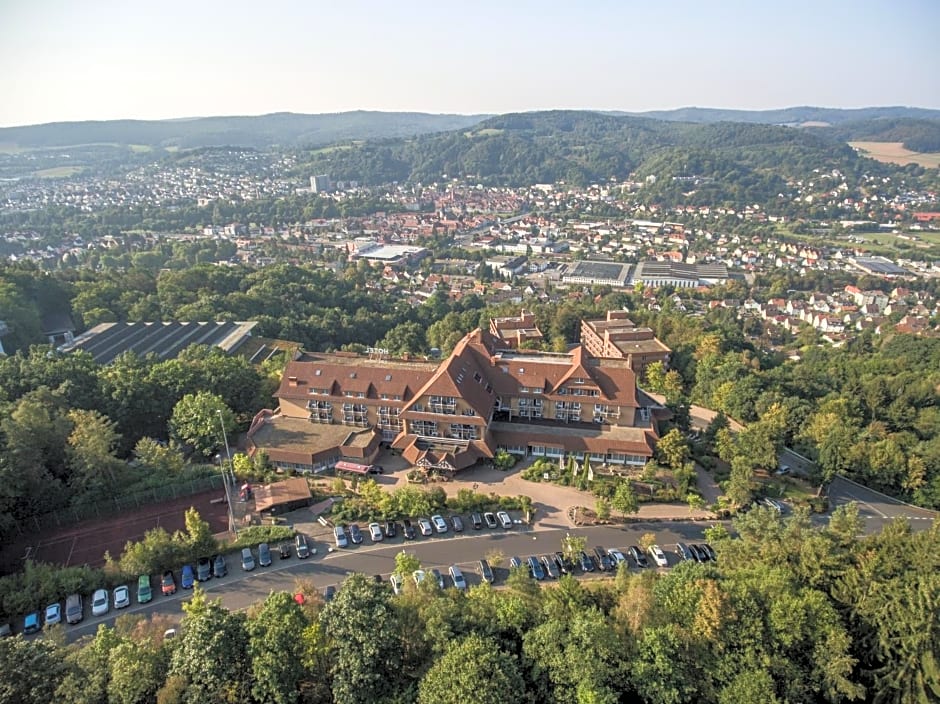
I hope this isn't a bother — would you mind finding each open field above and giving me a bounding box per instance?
[849,141,940,168]
[34,166,84,178]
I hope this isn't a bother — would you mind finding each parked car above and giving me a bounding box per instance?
[368,464,384,474]
[212,554,227,578]
[675,543,693,562]
[552,552,572,575]
[348,524,363,544]
[451,515,464,532]
[496,511,513,529]
[241,548,256,571]
[23,612,41,635]
[197,556,213,580]
[0,623,12,638]
[701,543,717,562]
[401,519,416,540]
[258,543,272,567]
[92,588,110,616]
[323,585,336,602]
[608,548,627,566]
[763,497,783,513]
[44,603,62,627]
[431,515,448,533]
[593,546,614,572]
[389,574,403,595]
[478,559,494,583]
[527,556,546,580]
[180,564,195,589]
[277,543,291,559]
[369,522,384,542]
[383,521,397,538]
[578,551,595,573]
[649,545,669,568]
[65,594,83,624]
[541,555,560,579]
[113,585,130,609]
[429,568,445,589]
[628,545,649,568]
[688,544,707,563]
[775,464,791,476]
[161,570,177,595]
[449,565,467,590]
[417,518,434,536]
[295,533,311,558]
[509,556,524,570]
[483,512,498,529]
[137,575,153,603]
[470,512,483,530]
[412,570,426,587]
[334,526,348,548]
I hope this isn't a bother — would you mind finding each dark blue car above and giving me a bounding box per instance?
[181,564,195,589]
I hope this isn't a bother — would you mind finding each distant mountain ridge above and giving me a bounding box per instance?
[622,105,940,125]
[2,106,939,152]
[0,111,491,150]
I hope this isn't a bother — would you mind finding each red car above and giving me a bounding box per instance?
[161,570,177,595]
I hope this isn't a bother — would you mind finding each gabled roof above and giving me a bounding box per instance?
[276,356,437,403]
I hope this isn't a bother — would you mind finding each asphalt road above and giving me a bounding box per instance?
[63,521,713,642]
[828,474,937,534]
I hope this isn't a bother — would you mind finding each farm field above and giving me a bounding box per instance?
[849,141,940,168]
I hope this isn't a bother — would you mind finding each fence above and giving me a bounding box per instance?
[21,474,226,535]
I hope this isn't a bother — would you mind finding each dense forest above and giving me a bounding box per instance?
[826,117,940,153]
[1,509,937,704]
[292,111,875,191]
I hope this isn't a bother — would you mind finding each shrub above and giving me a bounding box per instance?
[226,525,295,551]
[0,562,105,622]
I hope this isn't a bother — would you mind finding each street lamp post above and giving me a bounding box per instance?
[217,410,238,536]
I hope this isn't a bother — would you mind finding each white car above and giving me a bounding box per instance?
[368,522,383,542]
[417,518,434,536]
[608,548,627,565]
[412,569,426,587]
[91,588,110,617]
[333,525,348,548]
[648,545,668,568]
[430,515,448,533]
[113,585,131,609]
[44,603,62,626]
[389,574,403,595]
[496,511,513,529]
[449,565,467,590]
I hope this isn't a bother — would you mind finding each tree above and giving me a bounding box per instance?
[169,586,250,702]
[394,550,421,579]
[134,437,187,474]
[612,481,639,517]
[0,635,69,704]
[107,638,169,704]
[66,408,123,489]
[247,591,309,704]
[562,534,587,563]
[656,428,691,471]
[320,574,404,704]
[182,508,217,557]
[418,634,525,704]
[168,391,235,458]
[595,497,611,521]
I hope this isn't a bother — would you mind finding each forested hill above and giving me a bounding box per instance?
[294,110,866,194]
[0,111,490,150]
[624,105,940,125]
[825,117,940,153]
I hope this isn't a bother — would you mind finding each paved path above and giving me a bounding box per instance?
[828,475,936,534]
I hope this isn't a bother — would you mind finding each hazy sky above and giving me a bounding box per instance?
[1,0,938,127]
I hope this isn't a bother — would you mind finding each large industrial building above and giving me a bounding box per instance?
[248,327,662,475]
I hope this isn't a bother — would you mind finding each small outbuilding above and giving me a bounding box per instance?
[252,477,313,515]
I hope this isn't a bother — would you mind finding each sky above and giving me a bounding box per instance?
[1,0,938,127]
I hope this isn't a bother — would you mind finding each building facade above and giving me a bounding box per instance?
[579,310,671,374]
[249,329,660,474]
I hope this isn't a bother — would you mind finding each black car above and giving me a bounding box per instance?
[478,559,494,583]
[402,519,416,540]
[541,555,560,579]
[196,556,213,581]
[578,551,595,573]
[628,545,649,568]
[451,515,464,532]
[470,512,483,530]
[688,544,706,563]
[527,556,545,580]
[701,543,717,562]
[349,524,363,544]
[295,533,311,559]
[212,554,227,578]
[323,585,336,602]
[593,546,614,572]
[383,520,397,539]
[552,552,572,575]
[277,543,292,559]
